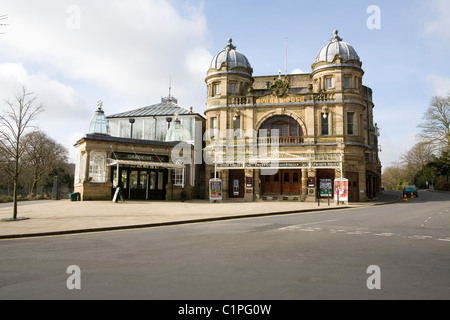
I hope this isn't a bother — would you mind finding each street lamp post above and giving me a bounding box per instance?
[129,118,135,139]
[337,141,345,179]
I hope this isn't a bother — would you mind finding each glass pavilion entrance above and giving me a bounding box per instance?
[109,159,185,201]
[112,167,167,200]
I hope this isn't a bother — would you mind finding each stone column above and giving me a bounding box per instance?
[166,169,173,200]
[222,170,229,200]
[254,169,261,201]
[244,169,253,202]
[335,168,342,180]
[84,150,90,183]
[301,168,308,201]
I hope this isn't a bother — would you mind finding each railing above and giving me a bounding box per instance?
[228,97,251,105]
[258,136,304,145]
[314,92,335,102]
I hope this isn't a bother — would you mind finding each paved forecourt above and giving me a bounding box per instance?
[0,192,401,239]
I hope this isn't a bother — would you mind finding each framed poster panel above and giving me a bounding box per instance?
[209,179,222,201]
[334,179,349,203]
[320,179,332,198]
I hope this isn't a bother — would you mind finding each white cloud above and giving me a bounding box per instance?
[290,68,306,74]
[420,0,450,42]
[1,0,210,110]
[0,63,90,162]
[0,0,210,162]
[426,74,450,96]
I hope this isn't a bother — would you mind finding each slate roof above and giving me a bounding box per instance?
[107,100,194,119]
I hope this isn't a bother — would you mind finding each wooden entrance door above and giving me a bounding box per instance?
[282,170,301,194]
[262,170,301,195]
[346,172,359,202]
[261,171,281,194]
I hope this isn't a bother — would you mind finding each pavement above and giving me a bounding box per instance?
[0,191,402,239]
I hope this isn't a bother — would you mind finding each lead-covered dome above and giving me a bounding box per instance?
[314,30,360,65]
[209,38,252,71]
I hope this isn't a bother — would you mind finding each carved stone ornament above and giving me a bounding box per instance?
[270,75,290,98]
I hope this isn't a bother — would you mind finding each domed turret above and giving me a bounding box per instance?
[209,38,252,74]
[313,30,361,70]
[311,30,364,93]
[87,101,110,135]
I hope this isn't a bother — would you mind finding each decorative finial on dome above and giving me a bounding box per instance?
[330,29,343,42]
[225,37,236,50]
[96,100,105,113]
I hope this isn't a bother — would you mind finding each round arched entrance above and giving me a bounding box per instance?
[258,115,304,196]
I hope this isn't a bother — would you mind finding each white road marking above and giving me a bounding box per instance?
[277,221,449,243]
[302,219,337,226]
[279,219,337,231]
[347,231,365,235]
[410,235,433,240]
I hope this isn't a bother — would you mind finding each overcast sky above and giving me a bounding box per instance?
[1,0,449,168]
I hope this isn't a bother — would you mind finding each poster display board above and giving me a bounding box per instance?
[334,178,349,204]
[320,179,332,198]
[233,179,240,196]
[209,179,222,202]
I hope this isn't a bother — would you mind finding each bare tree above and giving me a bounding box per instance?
[418,95,450,153]
[400,142,435,183]
[23,130,69,196]
[382,162,408,191]
[0,86,44,220]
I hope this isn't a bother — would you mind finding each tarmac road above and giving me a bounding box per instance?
[0,190,448,300]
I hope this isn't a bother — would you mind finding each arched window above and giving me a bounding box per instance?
[89,152,107,183]
[258,116,303,138]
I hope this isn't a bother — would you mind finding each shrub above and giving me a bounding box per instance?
[0,195,13,203]
[436,181,450,191]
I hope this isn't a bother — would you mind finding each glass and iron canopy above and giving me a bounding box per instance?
[87,103,110,135]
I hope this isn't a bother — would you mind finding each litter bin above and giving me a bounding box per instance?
[69,192,80,201]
